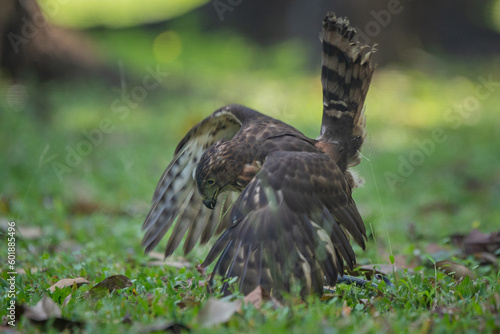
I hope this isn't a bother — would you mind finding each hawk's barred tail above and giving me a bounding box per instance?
[319,13,375,169]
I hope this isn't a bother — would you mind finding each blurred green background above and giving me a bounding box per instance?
[1,0,500,267]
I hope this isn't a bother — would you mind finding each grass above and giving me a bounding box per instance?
[1,20,500,333]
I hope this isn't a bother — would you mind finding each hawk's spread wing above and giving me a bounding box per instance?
[202,151,366,296]
[142,106,250,256]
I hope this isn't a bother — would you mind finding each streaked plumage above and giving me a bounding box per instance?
[142,13,375,297]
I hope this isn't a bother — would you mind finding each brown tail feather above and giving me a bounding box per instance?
[318,13,375,169]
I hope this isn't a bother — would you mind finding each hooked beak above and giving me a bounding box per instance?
[202,187,220,210]
[202,183,227,210]
[202,197,217,210]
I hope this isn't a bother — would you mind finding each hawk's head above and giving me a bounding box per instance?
[195,139,243,209]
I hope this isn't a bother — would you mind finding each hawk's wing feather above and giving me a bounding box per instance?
[202,151,366,296]
[142,106,251,256]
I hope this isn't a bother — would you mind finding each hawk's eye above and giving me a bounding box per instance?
[206,179,215,186]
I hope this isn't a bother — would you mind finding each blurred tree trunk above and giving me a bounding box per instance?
[0,0,118,119]
[0,0,115,82]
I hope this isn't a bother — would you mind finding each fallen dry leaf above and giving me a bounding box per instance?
[244,286,268,309]
[436,260,477,280]
[474,252,499,268]
[196,298,242,327]
[48,277,90,293]
[452,229,500,256]
[465,229,500,254]
[22,295,84,331]
[87,275,133,298]
[24,295,61,320]
[342,301,352,317]
[243,286,282,309]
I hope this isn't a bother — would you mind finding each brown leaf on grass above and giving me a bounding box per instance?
[196,298,242,327]
[342,301,352,317]
[243,286,283,309]
[464,229,500,254]
[24,295,61,320]
[244,286,268,309]
[22,295,83,331]
[474,252,499,268]
[451,229,500,256]
[86,275,132,298]
[48,277,90,292]
[436,260,477,280]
